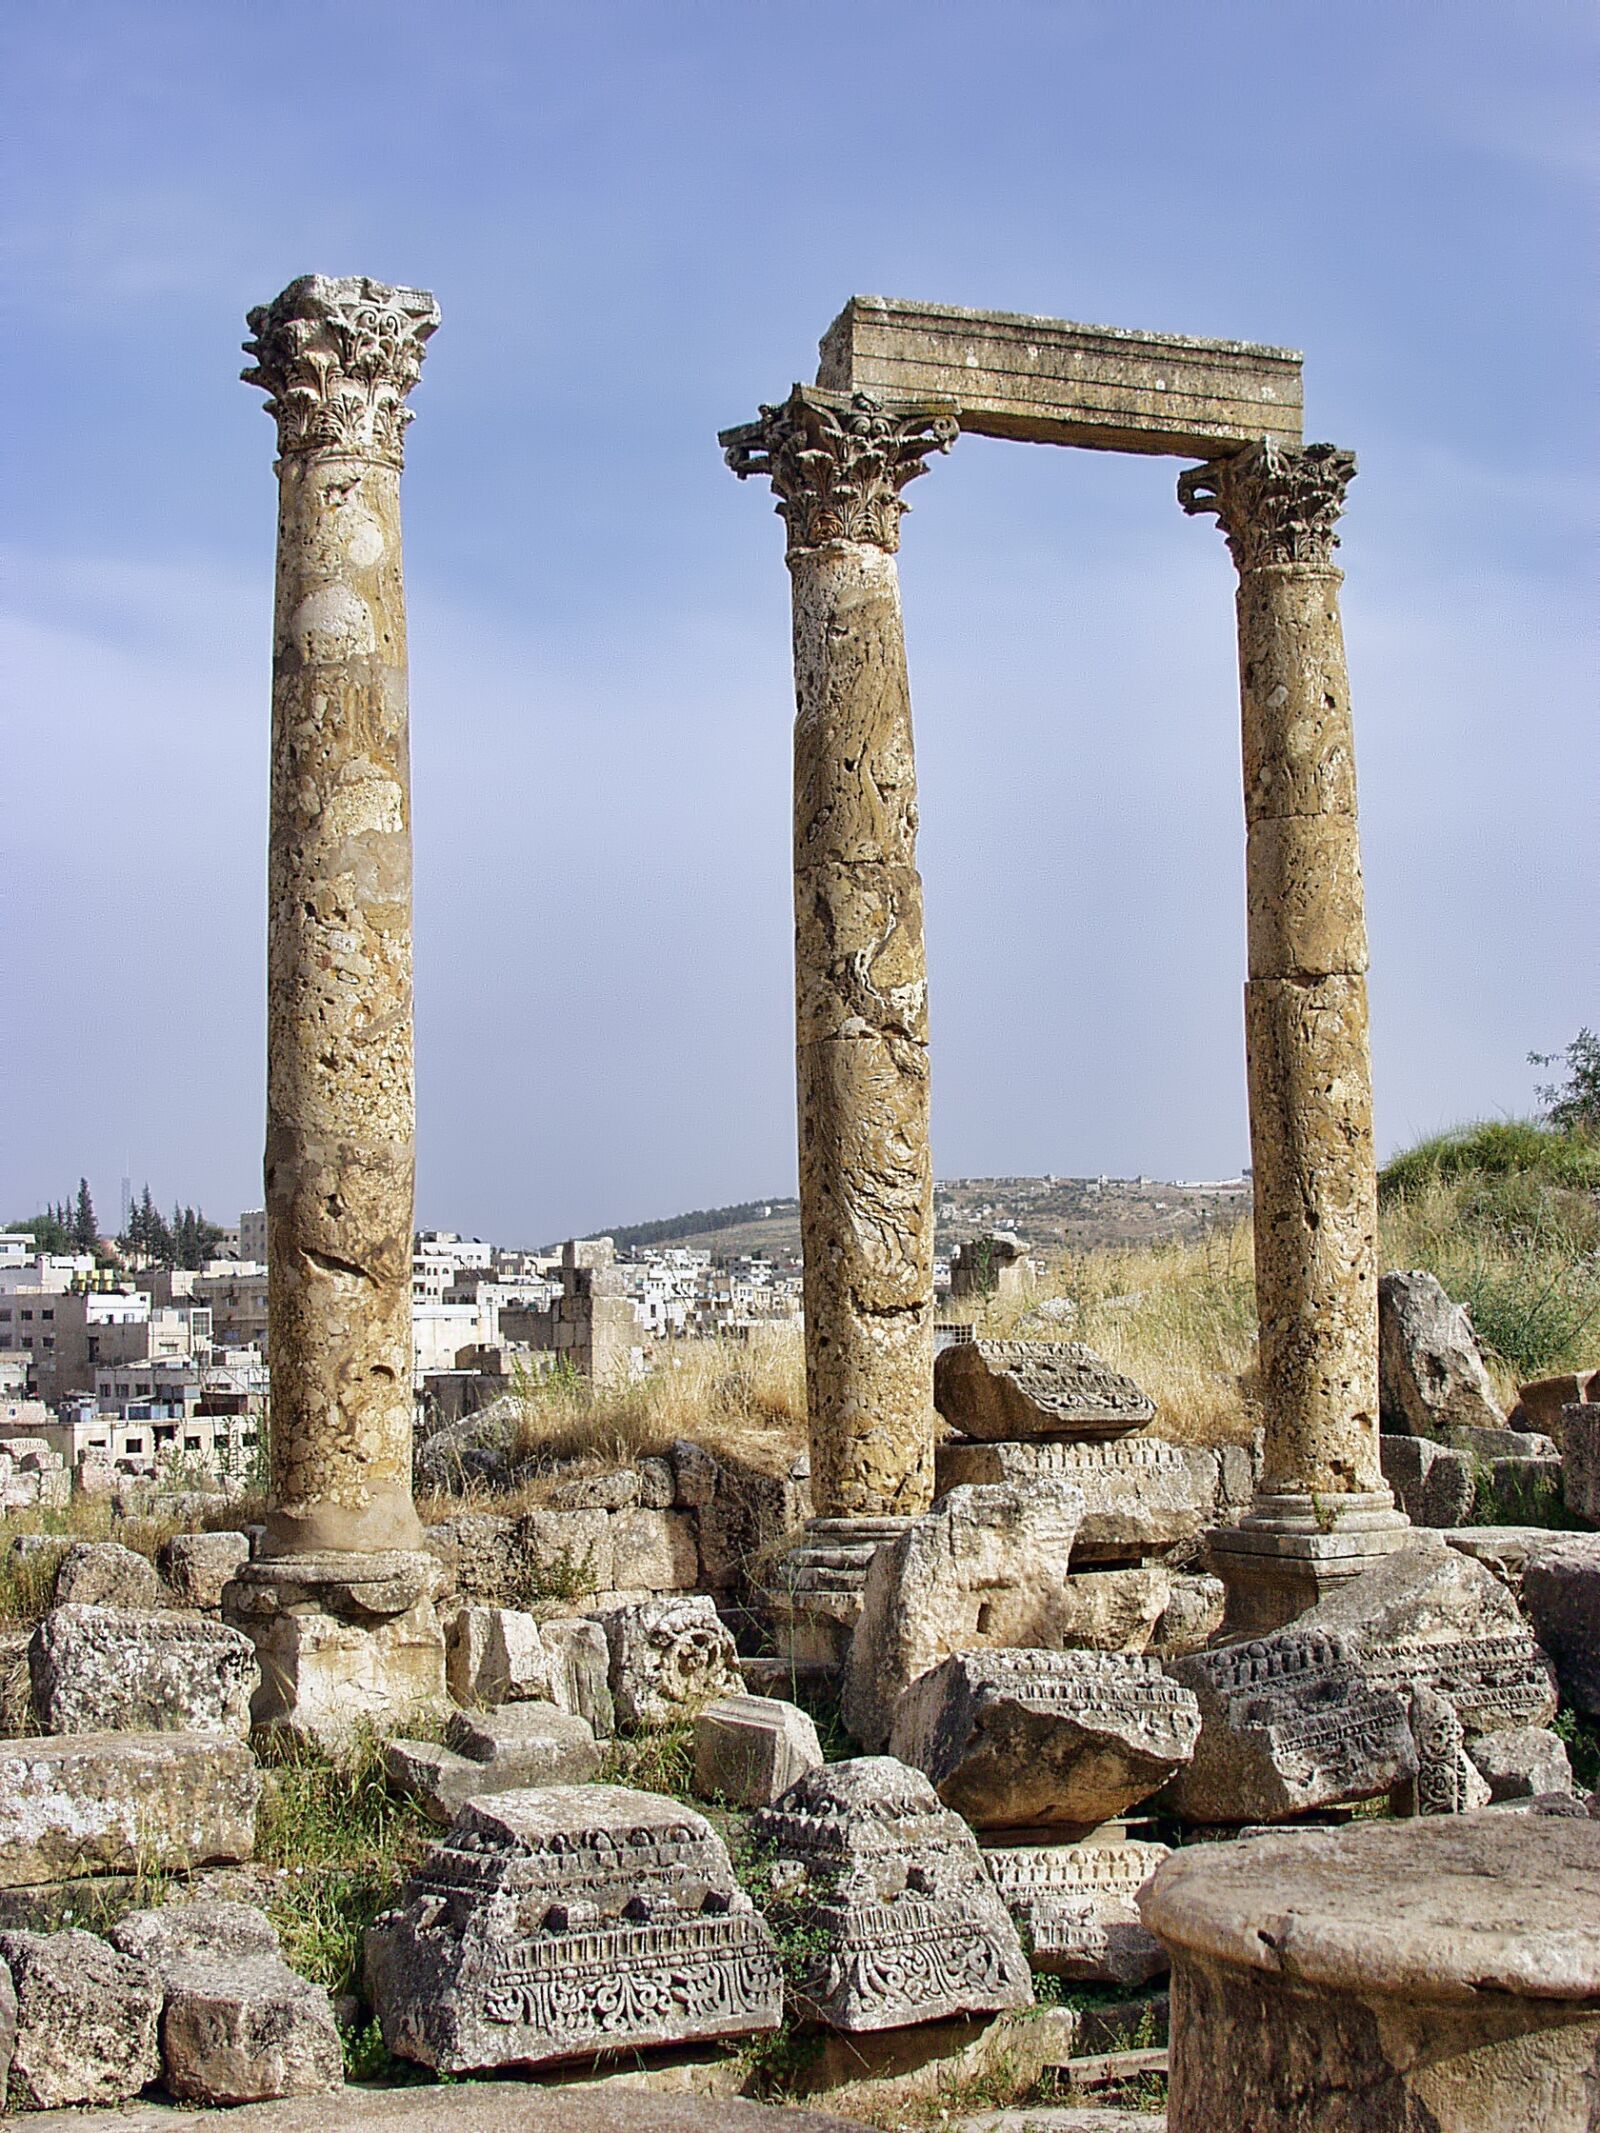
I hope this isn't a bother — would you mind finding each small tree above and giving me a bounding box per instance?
[1530,1029,1600,1135]
[73,1178,98,1255]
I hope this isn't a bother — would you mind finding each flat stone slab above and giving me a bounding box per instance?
[0,1732,259,1886]
[5,2087,865,2131]
[31,1607,258,1738]
[934,1341,1155,1441]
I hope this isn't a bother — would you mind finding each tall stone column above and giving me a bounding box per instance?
[1180,441,1407,1633]
[224,276,445,1743]
[722,387,955,1661]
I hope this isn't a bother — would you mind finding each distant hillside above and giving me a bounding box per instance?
[595,1198,800,1253]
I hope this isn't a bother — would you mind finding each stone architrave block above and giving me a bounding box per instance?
[30,1606,258,1738]
[1468,1725,1574,1803]
[1165,1631,1418,1824]
[600,1597,742,1727]
[751,1758,1032,2032]
[52,1542,167,1611]
[934,1435,1202,1559]
[843,1480,1085,1752]
[1378,1269,1505,1436]
[109,1898,343,2104]
[0,1732,258,1887]
[611,1508,699,1593]
[159,1532,251,1611]
[934,1340,1155,1441]
[1523,1536,1600,1716]
[365,1784,782,2072]
[693,1695,824,1808]
[1562,1404,1600,1525]
[889,1649,1199,1829]
[1380,1434,1476,1528]
[983,1838,1172,1984]
[0,1927,161,2109]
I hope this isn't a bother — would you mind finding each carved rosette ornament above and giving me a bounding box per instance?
[721,385,957,555]
[1178,439,1357,573]
[243,274,439,466]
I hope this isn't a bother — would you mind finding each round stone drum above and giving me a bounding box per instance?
[1140,1810,1600,2132]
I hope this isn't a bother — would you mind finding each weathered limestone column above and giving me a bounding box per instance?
[722,387,955,1662]
[1180,441,1407,1632]
[224,276,445,1743]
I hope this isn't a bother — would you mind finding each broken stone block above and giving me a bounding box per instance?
[889,1649,1200,1830]
[1379,1433,1476,1527]
[600,1596,742,1727]
[422,1513,521,1601]
[109,1898,342,2104]
[382,1738,493,1825]
[30,1605,257,1738]
[983,1838,1172,1984]
[481,1607,550,1703]
[1152,1573,1227,1658]
[0,1732,258,1886]
[1562,1403,1600,1525]
[698,1464,810,1591]
[1051,1566,1176,1653]
[1165,1630,1418,1823]
[1523,1535,1600,1715]
[934,1434,1202,1558]
[1513,1367,1600,1441]
[1468,1725,1574,1803]
[537,1617,614,1737]
[548,1469,639,1511]
[1379,1268,1506,1436]
[386,1703,602,1824]
[934,1339,1155,1441]
[693,1695,823,1807]
[0,1927,161,2109]
[843,1480,1085,1751]
[751,1758,1032,2031]
[52,1541,167,1611]
[669,1438,720,1507]
[365,1784,782,2072]
[159,1531,251,1611]
[611,1507,699,1592]
[637,1456,675,1509]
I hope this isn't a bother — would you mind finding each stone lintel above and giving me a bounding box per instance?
[817,295,1304,457]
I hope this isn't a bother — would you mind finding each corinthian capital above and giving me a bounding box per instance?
[243,275,439,467]
[721,386,957,556]
[1178,439,1356,573]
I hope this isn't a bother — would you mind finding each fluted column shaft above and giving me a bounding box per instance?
[1182,442,1391,1515]
[724,387,956,1518]
[244,275,438,1555]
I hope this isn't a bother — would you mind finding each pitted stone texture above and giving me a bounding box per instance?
[0,1732,258,1886]
[1523,1535,1600,1715]
[843,1481,1085,1751]
[1468,1726,1574,1803]
[983,1838,1171,1984]
[386,1705,601,1823]
[1563,1403,1600,1524]
[247,276,437,1559]
[935,1435,1201,1557]
[1152,1573,1227,1658]
[1395,1684,1491,1817]
[694,1696,823,1808]
[934,1341,1155,1442]
[31,1606,257,1738]
[751,1758,1031,2031]
[889,1649,1199,1829]
[365,1784,781,2072]
[0,1927,161,2109]
[52,1543,167,1612]
[160,1533,251,1611]
[1380,1432,1475,1526]
[600,1598,742,1727]
[1379,1268,1506,1438]
[669,1439,720,1508]
[1141,1811,1600,2133]
[109,1899,342,2103]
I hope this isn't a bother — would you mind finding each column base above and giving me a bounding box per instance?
[1206,1493,1411,1637]
[222,1549,446,1752]
[764,1517,910,1671]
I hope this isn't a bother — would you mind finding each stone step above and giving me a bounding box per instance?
[5,2083,864,2130]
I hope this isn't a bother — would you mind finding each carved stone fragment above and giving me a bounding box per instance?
[365,1785,782,2072]
[934,1341,1155,1442]
[694,1695,824,1808]
[1394,1685,1490,1817]
[935,1434,1200,1559]
[599,1597,742,1727]
[889,1649,1200,1829]
[983,1838,1172,1984]
[751,1758,1031,2031]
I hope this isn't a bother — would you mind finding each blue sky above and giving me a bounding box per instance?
[3,1,1595,1245]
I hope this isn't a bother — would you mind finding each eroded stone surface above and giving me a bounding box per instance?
[0,1733,258,1886]
[31,1607,257,1738]
[934,1342,1155,1442]
[983,1838,1171,1983]
[1379,1433,1475,1527]
[385,1705,600,1823]
[600,1598,742,1728]
[889,1649,1199,1829]
[693,1695,823,1808]
[365,1785,781,2071]
[0,1927,161,2109]
[843,1481,1084,1751]
[1523,1535,1600,1715]
[751,1758,1031,2031]
[1468,1725,1574,1803]
[160,1533,251,1611]
[1379,1269,1505,1438]
[1563,1404,1600,1525]
[53,1543,167,1612]
[934,1435,1200,1556]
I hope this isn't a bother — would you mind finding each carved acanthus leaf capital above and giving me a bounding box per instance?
[1178,439,1356,572]
[243,275,439,467]
[720,386,957,555]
